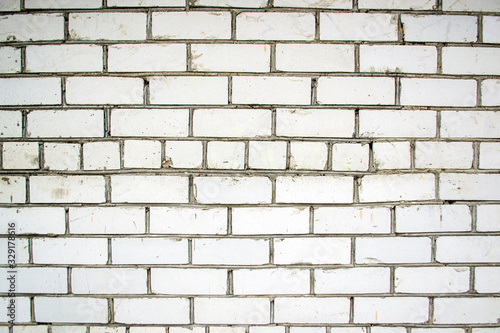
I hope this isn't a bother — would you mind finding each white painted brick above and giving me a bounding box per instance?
[483,16,500,43]
[112,238,188,264]
[194,176,272,204]
[193,109,271,137]
[0,47,20,73]
[275,0,351,8]
[440,173,500,200]
[0,267,66,293]
[33,237,107,264]
[194,298,270,324]
[395,267,470,293]
[2,142,39,169]
[314,207,391,234]
[415,142,473,169]
[44,143,80,170]
[331,143,369,171]
[26,45,102,73]
[124,140,161,168]
[193,238,269,265]
[25,0,102,8]
[321,13,398,41]
[290,141,328,170]
[210,328,245,333]
[72,268,147,294]
[0,207,65,234]
[373,142,411,170]
[83,141,120,170]
[443,47,500,75]
[359,173,435,202]
[150,207,227,235]
[111,175,189,203]
[129,328,165,333]
[170,328,204,333]
[0,238,29,264]
[232,76,311,105]
[274,297,350,323]
[69,12,147,40]
[13,327,48,333]
[111,109,189,137]
[153,11,231,40]
[475,267,500,293]
[108,0,185,6]
[359,0,434,9]
[360,45,437,73]
[237,12,315,41]
[0,111,22,137]
[108,44,186,72]
[360,110,436,138]
[233,268,309,295]
[433,298,500,324]
[30,175,105,203]
[151,268,227,295]
[207,141,245,169]
[50,327,86,333]
[472,329,500,333]
[192,44,270,72]
[482,79,500,106]
[0,77,61,105]
[354,297,428,323]
[90,328,125,333]
[443,0,500,11]
[436,236,500,263]
[69,207,145,234]
[150,76,227,105]
[248,141,287,169]
[477,205,500,231]
[402,15,477,42]
[371,328,406,333]
[164,141,203,168]
[0,0,20,11]
[0,14,64,41]
[0,297,30,322]
[66,77,143,105]
[400,78,476,107]
[114,298,190,324]
[0,176,25,203]
[250,328,284,333]
[480,142,500,169]
[412,329,465,333]
[192,0,267,7]
[331,329,366,333]
[274,237,351,265]
[232,207,309,235]
[315,268,390,294]
[317,77,395,105]
[34,297,108,323]
[396,205,471,233]
[441,111,500,138]
[276,44,354,72]
[276,176,353,203]
[356,237,432,264]
[276,109,355,138]
[28,110,103,138]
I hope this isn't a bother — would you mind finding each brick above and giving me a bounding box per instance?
[44,143,81,170]
[192,0,267,6]
[479,141,500,169]
[402,15,477,42]
[354,297,429,323]
[276,176,353,203]
[33,237,107,264]
[276,44,354,72]
[440,173,500,200]
[434,298,500,324]
[0,176,25,203]
[248,141,287,169]
[34,297,108,323]
[483,16,500,43]
[314,207,391,234]
[0,78,61,105]
[0,47,20,73]
[193,109,271,137]
[207,141,245,169]
[26,45,102,73]
[153,11,231,40]
[129,328,165,333]
[192,44,270,72]
[290,141,328,170]
[475,267,500,293]
[443,47,500,75]
[482,79,500,106]
[371,328,406,333]
[359,0,435,9]
[0,110,22,137]
[356,237,432,264]
[274,237,351,264]
[477,205,500,231]
[412,329,464,333]
[360,110,436,138]
[332,143,370,171]
[396,205,471,233]
[317,77,395,105]
[164,141,203,168]
[51,328,85,333]
[69,207,145,234]
[210,328,245,333]
[194,298,270,324]
[66,77,144,105]
[395,267,469,293]
[400,78,476,107]
[83,141,120,170]
[114,298,190,324]
[30,175,105,203]
[321,13,398,41]
[441,111,500,138]
[90,328,125,333]
[415,142,473,169]
[276,109,355,138]
[373,142,411,170]
[436,236,500,263]
[151,268,227,295]
[28,110,103,138]
[111,175,189,203]
[250,328,284,333]
[123,140,161,168]
[0,238,29,264]
[315,268,390,294]
[0,267,66,293]
[233,268,310,295]
[360,45,437,73]
[193,238,269,265]
[111,109,189,137]
[72,268,147,294]
[0,297,30,322]
[150,207,227,235]
[112,238,188,264]
[443,0,500,11]
[0,207,65,234]
[2,142,39,169]
[194,176,272,204]
[25,0,102,8]
[108,44,186,72]
[0,14,64,41]
[232,76,311,105]
[359,173,435,202]
[13,327,48,333]
[0,0,20,11]
[274,297,350,323]
[275,0,351,7]
[232,207,309,235]
[150,76,228,105]
[69,12,147,40]
[237,12,315,41]
[108,0,185,6]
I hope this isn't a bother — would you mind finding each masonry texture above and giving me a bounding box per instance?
[0,0,499,330]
